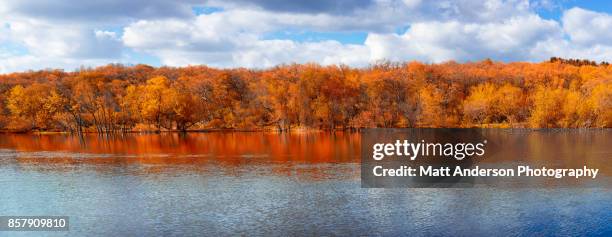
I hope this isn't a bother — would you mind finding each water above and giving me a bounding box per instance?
[0,131,610,236]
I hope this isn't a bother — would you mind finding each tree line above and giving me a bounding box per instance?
[0,58,610,132]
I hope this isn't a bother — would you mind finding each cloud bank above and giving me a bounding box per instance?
[0,0,611,72]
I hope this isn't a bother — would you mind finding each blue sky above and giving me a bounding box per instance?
[0,0,610,72]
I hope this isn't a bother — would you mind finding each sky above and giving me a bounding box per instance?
[0,0,611,73]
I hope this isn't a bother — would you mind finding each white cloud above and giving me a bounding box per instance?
[0,55,112,73]
[402,0,422,9]
[0,16,125,72]
[209,0,374,15]
[120,2,541,67]
[530,38,612,62]
[6,20,122,59]
[1,0,196,23]
[0,1,611,73]
[120,4,611,68]
[232,40,370,67]
[123,14,371,68]
[95,30,118,40]
[430,0,532,22]
[562,7,612,45]
[0,0,197,72]
[351,14,560,63]
[524,7,612,62]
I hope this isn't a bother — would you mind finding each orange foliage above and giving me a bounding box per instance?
[0,59,610,132]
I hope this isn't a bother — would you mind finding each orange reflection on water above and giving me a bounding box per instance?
[1,130,608,180]
[0,132,361,167]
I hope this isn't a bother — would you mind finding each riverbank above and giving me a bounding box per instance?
[0,126,609,135]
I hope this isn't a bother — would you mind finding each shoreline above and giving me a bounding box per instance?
[0,127,609,135]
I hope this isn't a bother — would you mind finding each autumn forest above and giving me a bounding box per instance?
[0,58,610,133]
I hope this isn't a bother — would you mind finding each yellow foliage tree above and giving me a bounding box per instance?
[418,85,445,127]
[589,84,612,127]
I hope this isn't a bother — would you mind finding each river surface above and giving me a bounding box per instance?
[0,131,610,236]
